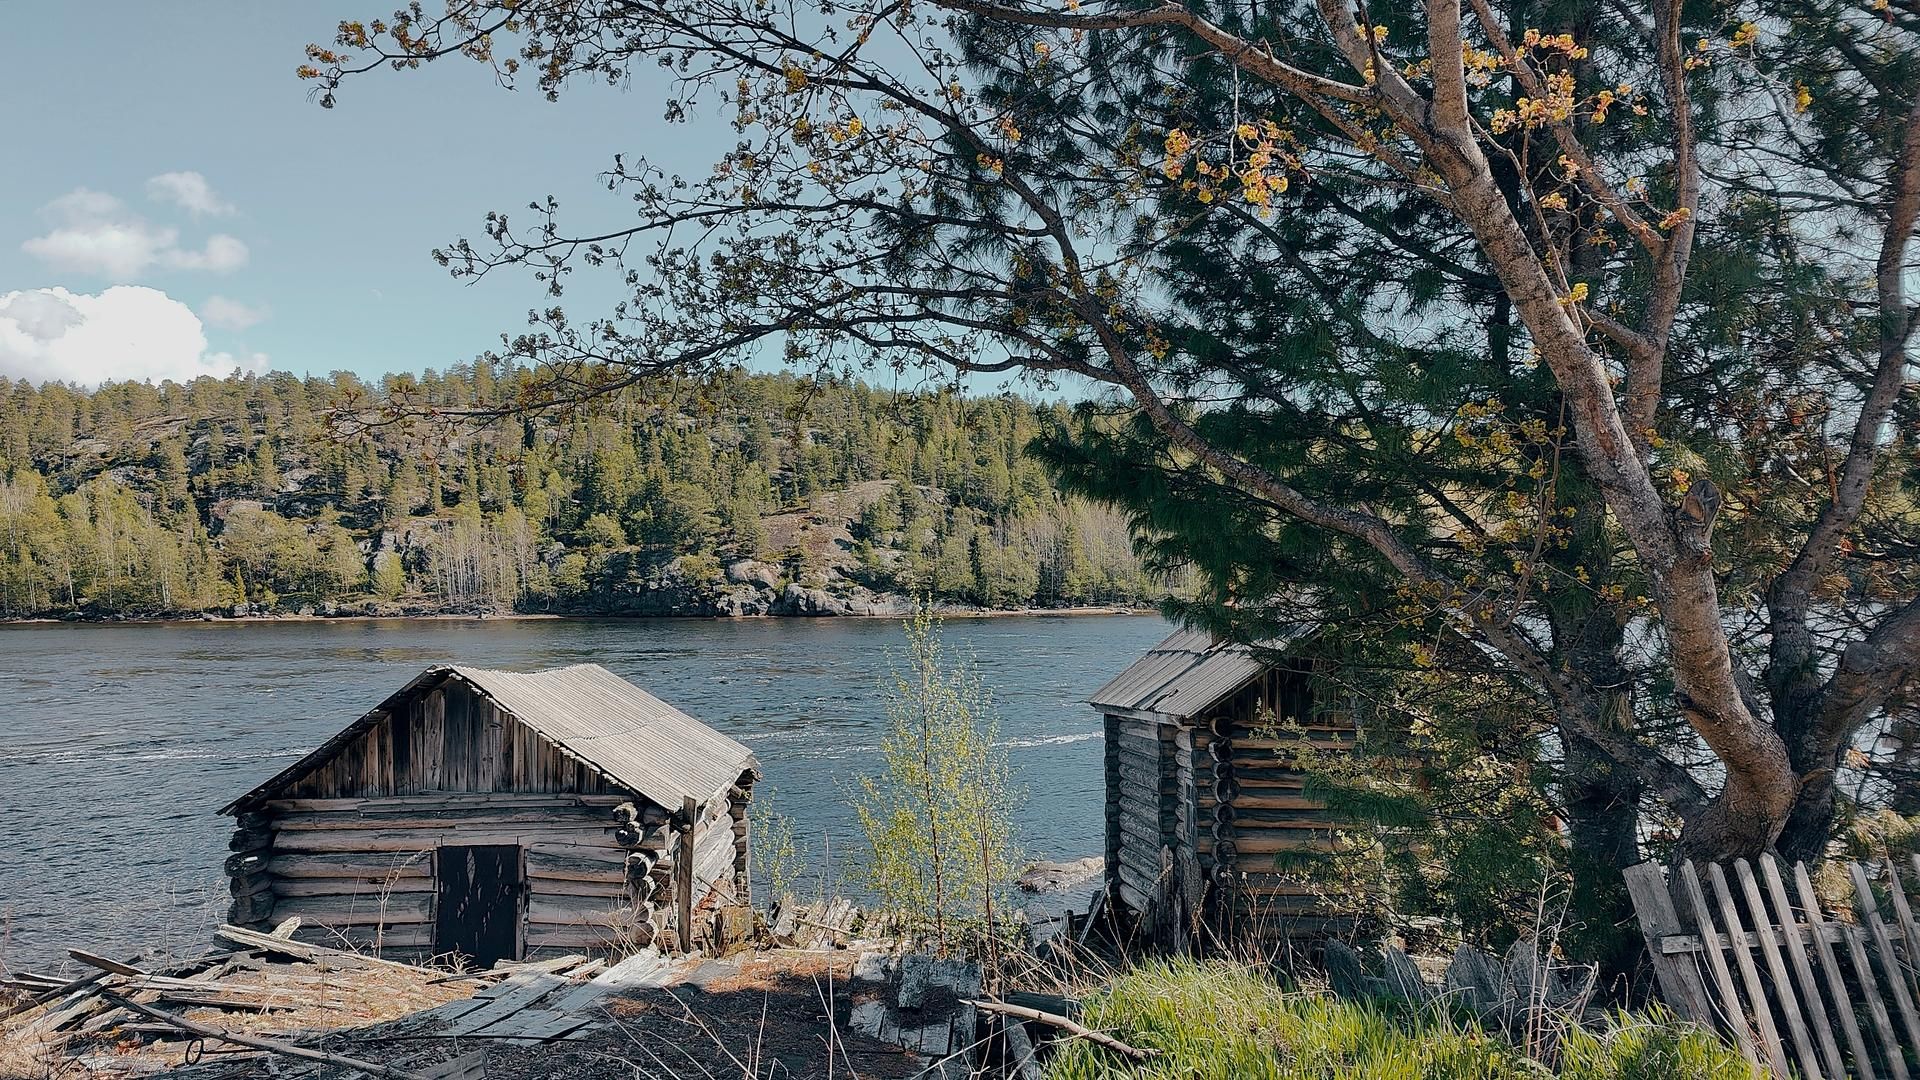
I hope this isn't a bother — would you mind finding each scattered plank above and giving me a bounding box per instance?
[100,992,433,1080]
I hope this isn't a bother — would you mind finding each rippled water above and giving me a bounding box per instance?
[0,614,1168,970]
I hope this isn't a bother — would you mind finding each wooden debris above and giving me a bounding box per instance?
[102,992,435,1080]
[968,997,1156,1063]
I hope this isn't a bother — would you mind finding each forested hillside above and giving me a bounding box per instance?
[0,365,1157,619]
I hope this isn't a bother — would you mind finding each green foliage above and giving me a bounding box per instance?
[371,551,407,599]
[850,608,1022,947]
[748,785,808,904]
[0,369,1154,617]
[1044,960,1748,1080]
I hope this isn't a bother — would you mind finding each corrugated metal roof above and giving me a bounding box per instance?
[222,663,755,814]
[453,663,756,808]
[1089,627,1302,719]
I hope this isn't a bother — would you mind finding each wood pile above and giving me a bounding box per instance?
[766,894,865,949]
[0,921,645,1080]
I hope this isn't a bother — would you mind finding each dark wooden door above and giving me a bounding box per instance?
[435,844,523,966]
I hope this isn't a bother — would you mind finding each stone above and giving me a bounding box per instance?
[1381,946,1432,1003]
[1443,945,1508,1019]
[726,559,782,588]
[1322,940,1371,1000]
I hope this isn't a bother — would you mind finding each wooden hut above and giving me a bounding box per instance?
[1090,628,1352,951]
[219,663,757,965]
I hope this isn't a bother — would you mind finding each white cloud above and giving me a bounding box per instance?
[21,186,247,279]
[200,295,268,331]
[0,286,264,386]
[145,171,235,218]
[163,234,248,273]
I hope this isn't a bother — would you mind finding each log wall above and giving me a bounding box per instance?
[1103,712,1179,917]
[1103,664,1357,949]
[223,789,749,959]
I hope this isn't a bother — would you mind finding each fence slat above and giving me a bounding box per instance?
[1622,862,1718,1029]
[1850,861,1920,1056]
[1736,858,1824,1079]
[1763,856,1850,1080]
[1707,861,1793,1078]
[1677,861,1764,1069]
[1843,918,1912,1080]
[1886,860,1920,1003]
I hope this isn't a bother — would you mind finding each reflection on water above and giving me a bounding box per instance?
[0,614,1168,969]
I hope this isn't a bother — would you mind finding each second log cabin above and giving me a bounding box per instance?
[1091,628,1354,953]
[219,662,757,966]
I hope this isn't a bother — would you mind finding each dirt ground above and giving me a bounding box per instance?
[5,951,946,1080]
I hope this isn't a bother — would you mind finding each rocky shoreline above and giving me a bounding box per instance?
[1,556,1151,624]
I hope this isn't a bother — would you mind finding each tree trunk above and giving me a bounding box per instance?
[1562,730,1643,981]
[1775,765,1838,867]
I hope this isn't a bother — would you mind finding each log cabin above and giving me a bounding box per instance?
[1090,628,1353,952]
[219,663,757,965]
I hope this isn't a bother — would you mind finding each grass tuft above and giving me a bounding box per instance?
[1042,959,1751,1080]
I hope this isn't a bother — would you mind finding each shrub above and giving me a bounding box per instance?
[849,607,1022,948]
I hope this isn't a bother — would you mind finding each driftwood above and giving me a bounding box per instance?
[966,998,1157,1063]
[102,992,433,1080]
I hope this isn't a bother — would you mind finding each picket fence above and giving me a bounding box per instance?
[1625,854,1920,1079]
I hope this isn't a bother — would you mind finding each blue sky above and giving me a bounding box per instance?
[0,4,729,385]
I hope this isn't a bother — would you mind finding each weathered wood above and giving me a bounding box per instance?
[262,794,630,814]
[1672,861,1762,1068]
[1704,861,1791,1078]
[1756,855,1847,1080]
[1849,861,1920,1057]
[676,795,697,953]
[444,972,572,1036]
[1786,861,1877,1080]
[102,993,431,1080]
[1840,918,1910,1080]
[266,853,432,879]
[1733,859,1823,1079]
[967,999,1156,1063]
[1886,860,1920,1005]
[274,876,432,898]
[530,878,630,900]
[273,893,434,925]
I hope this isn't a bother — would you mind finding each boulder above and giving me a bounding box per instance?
[726,560,782,588]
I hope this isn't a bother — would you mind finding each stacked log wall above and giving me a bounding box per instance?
[1105,713,1179,915]
[1187,666,1356,940]
[225,793,660,958]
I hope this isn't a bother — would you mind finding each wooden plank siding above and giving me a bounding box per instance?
[279,682,616,800]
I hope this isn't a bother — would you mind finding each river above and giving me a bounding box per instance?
[0,613,1168,971]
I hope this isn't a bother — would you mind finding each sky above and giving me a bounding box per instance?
[0,4,732,387]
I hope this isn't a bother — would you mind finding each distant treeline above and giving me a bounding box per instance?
[0,365,1159,618]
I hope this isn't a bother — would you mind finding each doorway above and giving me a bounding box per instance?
[434,844,523,966]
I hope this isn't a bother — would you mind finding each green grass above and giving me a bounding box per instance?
[1041,959,1752,1080]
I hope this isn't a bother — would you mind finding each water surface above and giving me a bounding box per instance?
[0,614,1167,970]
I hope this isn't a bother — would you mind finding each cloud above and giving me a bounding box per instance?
[164,234,248,273]
[200,295,268,331]
[145,171,235,218]
[0,286,264,386]
[21,186,247,279]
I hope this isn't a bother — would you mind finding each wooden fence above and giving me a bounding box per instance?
[1625,854,1920,1079]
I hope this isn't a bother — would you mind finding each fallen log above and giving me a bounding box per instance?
[965,998,1157,1063]
[101,993,432,1080]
